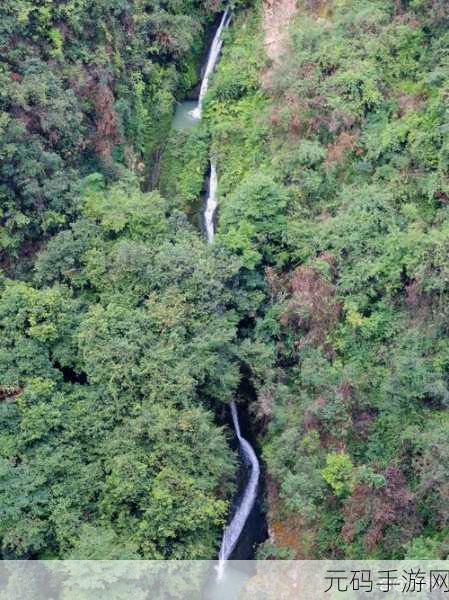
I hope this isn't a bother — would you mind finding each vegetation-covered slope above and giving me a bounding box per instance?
[0,0,222,265]
[3,0,449,562]
[0,180,247,559]
[0,0,245,560]
[201,0,449,559]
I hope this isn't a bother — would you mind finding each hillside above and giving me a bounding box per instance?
[202,0,449,559]
[2,0,449,563]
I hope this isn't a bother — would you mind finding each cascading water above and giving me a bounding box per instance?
[194,9,261,581]
[216,402,260,580]
[205,161,218,244]
[206,180,261,579]
[190,8,231,120]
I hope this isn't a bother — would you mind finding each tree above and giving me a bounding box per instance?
[218,173,288,269]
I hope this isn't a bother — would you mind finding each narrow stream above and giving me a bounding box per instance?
[190,8,231,120]
[175,8,263,581]
[216,402,260,579]
[205,161,218,244]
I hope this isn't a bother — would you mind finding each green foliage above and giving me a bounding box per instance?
[4,0,449,564]
[0,177,240,559]
[159,126,210,210]
[218,173,288,269]
[0,0,222,265]
[216,0,449,560]
[405,535,449,560]
[321,453,354,498]
[208,31,259,102]
[204,10,270,196]
[84,181,169,242]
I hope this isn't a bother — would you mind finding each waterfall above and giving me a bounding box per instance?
[190,9,231,120]
[205,161,218,244]
[196,7,261,580]
[216,401,260,580]
[199,8,228,244]
[204,168,261,579]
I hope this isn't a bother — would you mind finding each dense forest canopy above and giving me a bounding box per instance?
[2,0,449,563]
[0,0,242,560]
[0,0,227,264]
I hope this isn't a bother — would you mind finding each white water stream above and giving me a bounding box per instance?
[216,402,260,580]
[205,161,218,244]
[190,9,231,120]
[193,9,261,581]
